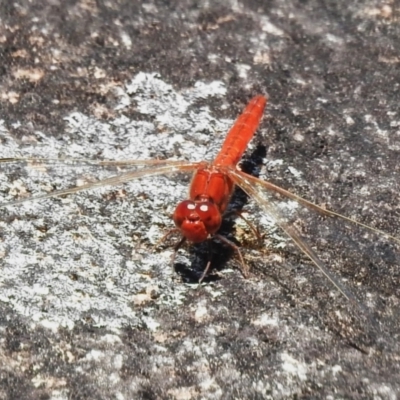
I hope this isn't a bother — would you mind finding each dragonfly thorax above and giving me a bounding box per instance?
[173,198,222,243]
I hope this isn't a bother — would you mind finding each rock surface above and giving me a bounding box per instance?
[0,1,400,398]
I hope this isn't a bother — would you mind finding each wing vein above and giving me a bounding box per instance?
[0,161,201,208]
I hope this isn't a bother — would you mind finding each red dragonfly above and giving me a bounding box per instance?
[0,95,398,307]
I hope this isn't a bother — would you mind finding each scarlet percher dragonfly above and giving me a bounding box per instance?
[0,95,399,307]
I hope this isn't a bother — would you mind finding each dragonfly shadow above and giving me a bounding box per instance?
[174,144,267,283]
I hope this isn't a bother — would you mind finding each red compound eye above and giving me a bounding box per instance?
[173,200,222,243]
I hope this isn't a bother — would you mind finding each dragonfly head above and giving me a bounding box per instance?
[173,199,222,243]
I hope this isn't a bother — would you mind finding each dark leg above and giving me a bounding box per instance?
[224,209,263,246]
[214,233,250,278]
[236,211,264,246]
[198,240,214,284]
[154,227,181,248]
[170,235,186,270]
[155,230,188,277]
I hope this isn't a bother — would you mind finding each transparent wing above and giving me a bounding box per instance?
[237,171,400,245]
[228,168,361,306]
[0,157,192,168]
[229,165,400,320]
[0,158,201,208]
[0,155,202,329]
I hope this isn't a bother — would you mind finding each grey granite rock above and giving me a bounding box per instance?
[0,0,399,398]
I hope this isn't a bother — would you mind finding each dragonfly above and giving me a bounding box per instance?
[0,95,399,310]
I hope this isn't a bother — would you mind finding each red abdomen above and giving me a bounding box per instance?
[173,95,267,242]
[190,94,267,211]
[213,95,267,167]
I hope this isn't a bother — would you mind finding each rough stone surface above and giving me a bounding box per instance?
[0,1,400,399]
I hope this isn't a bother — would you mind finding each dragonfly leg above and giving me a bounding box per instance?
[235,210,264,246]
[198,240,214,284]
[214,233,250,278]
[154,227,181,249]
[224,209,263,247]
[170,235,186,270]
[198,260,212,284]
[154,228,185,274]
